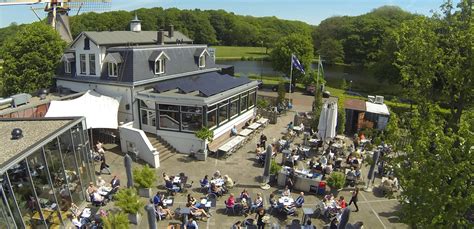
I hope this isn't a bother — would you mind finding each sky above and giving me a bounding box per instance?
[0,0,449,28]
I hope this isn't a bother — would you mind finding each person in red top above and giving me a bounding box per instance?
[338,196,347,208]
[226,193,235,208]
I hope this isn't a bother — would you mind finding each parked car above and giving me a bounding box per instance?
[257,80,264,89]
[306,84,316,95]
[272,83,295,93]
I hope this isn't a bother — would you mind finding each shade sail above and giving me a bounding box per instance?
[317,101,338,140]
[46,90,121,129]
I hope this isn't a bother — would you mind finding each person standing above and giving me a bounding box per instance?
[260,133,267,149]
[255,207,267,229]
[348,187,359,212]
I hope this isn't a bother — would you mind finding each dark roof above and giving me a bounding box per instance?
[194,48,209,57]
[344,98,366,111]
[153,72,251,97]
[148,50,170,61]
[81,31,192,46]
[61,53,75,62]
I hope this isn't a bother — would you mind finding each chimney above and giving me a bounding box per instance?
[168,24,174,38]
[130,14,141,32]
[157,29,164,45]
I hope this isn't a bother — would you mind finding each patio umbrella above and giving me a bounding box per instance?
[145,204,156,229]
[262,144,273,183]
[365,150,380,191]
[338,208,351,229]
[317,103,328,139]
[326,102,338,139]
[124,154,134,188]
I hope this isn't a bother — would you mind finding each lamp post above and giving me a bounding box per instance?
[260,40,264,82]
[349,80,353,91]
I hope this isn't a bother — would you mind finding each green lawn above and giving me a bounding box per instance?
[211,46,268,60]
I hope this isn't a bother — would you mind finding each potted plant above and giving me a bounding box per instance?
[133,165,156,198]
[194,127,214,161]
[269,159,282,184]
[327,171,346,194]
[114,188,143,225]
[101,212,130,229]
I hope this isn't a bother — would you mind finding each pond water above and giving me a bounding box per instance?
[216,60,398,96]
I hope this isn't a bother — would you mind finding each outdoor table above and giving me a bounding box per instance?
[278,196,294,206]
[97,187,111,196]
[239,128,253,137]
[256,118,269,126]
[163,198,173,207]
[292,126,302,132]
[173,176,181,184]
[210,178,225,187]
[302,208,314,224]
[247,122,262,130]
[218,136,246,157]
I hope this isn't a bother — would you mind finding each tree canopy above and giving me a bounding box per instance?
[270,34,314,82]
[0,22,66,96]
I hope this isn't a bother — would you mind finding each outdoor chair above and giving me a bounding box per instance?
[200,180,210,194]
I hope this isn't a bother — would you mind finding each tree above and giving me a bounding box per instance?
[319,39,344,64]
[276,81,286,105]
[270,34,314,83]
[393,0,473,132]
[336,102,346,134]
[0,22,66,96]
[392,107,473,227]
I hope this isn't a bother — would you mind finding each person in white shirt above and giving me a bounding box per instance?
[96,176,107,187]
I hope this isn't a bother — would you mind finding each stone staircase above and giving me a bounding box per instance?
[146,133,178,163]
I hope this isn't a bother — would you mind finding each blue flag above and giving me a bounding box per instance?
[291,54,305,74]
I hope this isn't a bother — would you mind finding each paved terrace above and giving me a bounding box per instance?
[96,104,406,229]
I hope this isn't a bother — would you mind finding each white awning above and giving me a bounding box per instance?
[45,90,121,129]
[365,102,390,116]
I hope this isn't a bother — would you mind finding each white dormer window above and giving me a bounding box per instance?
[64,61,71,73]
[104,53,123,78]
[108,62,117,77]
[155,58,166,74]
[199,55,206,68]
[149,51,170,76]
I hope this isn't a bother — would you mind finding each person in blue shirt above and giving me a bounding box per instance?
[184,217,199,229]
[153,191,163,207]
[165,179,181,193]
[230,125,238,136]
[294,192,305,208]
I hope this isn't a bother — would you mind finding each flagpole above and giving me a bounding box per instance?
[316,55,320,97]
[289,55,293,106]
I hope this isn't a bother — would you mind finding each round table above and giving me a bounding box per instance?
[278,196,294,206]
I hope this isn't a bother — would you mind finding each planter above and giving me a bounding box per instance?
[196,151,207,161]
[138,188,152,198]
[128,213,141,225]
[269,174,277,184]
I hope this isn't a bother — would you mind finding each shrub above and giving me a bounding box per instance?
[101,212,130,229]
[195,127,214,142]
[133,165,156,188]
[327,172,345,190]
[270,159,282,175]
[114,188,143,214]
[257,99,269,109]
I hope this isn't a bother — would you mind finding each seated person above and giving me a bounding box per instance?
[226,193,235,208]
[110,175,120,191]
[87,182,97,194]
[250,193,263,212]
[186,202,211,218]
[165,179,181,193]
[156,206,174,219]
[346,168,356,182]
[282,185,291,196]
[153,192,164,207]
[96,176,107,187]
[269,194,278,209]
[163,172,170,182]
[230,125,238,136]
[256,144,263,155]
[309,159,315,169]
[314,163,323,173]
[201,175,209,187]
[240,189,250,200]
[287,122,294,130]
[337,196,346,209]
[223,175,234,190]
[324,164,333,176]
[92,191,105,203]
[354,167,362,181]
[293,192,305,208]
[213,170,222,179]
[320,155,328,167]
[210,183,222,197]
[244,120,251,128]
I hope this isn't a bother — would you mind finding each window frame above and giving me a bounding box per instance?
[89,54,96,75]
[199,54,206,68]
[108,62,118,77]
[154,58,166,75]
[64,61,71,73]
[79,54,86,74]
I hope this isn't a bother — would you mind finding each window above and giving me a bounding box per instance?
[84,38,90,50]
[108,62,118,77]
[158,104,180,130]
[240,93,248,113]
[181,106,203,132]
[154,58,166,74]
[64,61,71,73]
[229,97,239,118]
[218,101,228,125]
[80,54,86,74]
[206,105,217,129]
[199,55,206,68]
[248,90,256,108]
[89,54,96,75]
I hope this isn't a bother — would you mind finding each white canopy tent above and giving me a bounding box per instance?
[46,90,121,129]
[318,101,338,140]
